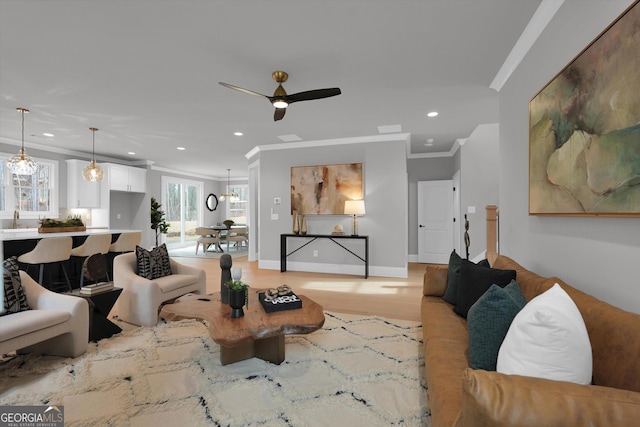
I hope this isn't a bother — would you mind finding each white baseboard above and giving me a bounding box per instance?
[258,260,407,279]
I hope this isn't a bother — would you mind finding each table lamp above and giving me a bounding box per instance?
[344,200,366,236]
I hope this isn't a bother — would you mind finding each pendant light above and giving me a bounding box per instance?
[82,127,104,182]
[7,108,38,175]
[219,169,238,202]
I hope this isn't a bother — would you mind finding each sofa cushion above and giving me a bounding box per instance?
[457,369,640,427]
[136,244,172,280]
[2,257,30,316]
[0,309,70,342]
[497,283,593,385]
[154,274,200,294]
[442,250,489,305]
[467,280,526,371]
[454,260,516,318]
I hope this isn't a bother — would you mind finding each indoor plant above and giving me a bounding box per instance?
[150,197,169,248]
[226,279,249,318]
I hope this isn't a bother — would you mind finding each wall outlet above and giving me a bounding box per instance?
[313,250,318,257]
[274,197,281,205]
[271,213,279,220]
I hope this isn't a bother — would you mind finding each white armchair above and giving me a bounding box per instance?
[0,271,89,357]
[113,252,206,327]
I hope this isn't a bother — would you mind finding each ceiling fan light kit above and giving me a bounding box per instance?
[219,70,341,121]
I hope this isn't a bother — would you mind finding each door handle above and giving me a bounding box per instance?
[419,224,425,228]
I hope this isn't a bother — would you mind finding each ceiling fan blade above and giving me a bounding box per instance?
[274,107,286,121]
[218,82,268,98]
[285,88,341,103]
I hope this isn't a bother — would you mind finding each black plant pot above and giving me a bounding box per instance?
[228,289,246,318]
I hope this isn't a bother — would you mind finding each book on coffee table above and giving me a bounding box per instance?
[80,282,114,295]
[259,291,303,313]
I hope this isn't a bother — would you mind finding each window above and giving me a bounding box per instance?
[0,154,59,219]
[162,176,203,248]
[226,184,248,224]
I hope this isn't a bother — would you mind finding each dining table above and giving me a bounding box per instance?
[205,225,229,253]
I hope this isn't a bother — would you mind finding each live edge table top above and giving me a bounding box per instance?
[159,290,325,348]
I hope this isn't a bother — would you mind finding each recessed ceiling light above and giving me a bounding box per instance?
[234,132,243,136]
[42,132,55,137]
[425,138,435,146]
[128,151,136,155]
[177,147,186,151]
[427,111,439,118]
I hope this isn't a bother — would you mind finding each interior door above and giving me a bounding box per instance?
[418,180,454,264]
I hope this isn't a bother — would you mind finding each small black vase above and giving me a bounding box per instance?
[228,289,246,318]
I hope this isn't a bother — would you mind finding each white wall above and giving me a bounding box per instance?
[460,123,500,259]
[499,0,639,313]
[252,135,409,278]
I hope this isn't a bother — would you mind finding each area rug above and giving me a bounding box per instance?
[169,245,248,260]
[0,312,429,426]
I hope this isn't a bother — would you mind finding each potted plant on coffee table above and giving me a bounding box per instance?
[226,279,249,318]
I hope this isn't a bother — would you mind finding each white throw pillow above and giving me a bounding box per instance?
[496,283,592,384]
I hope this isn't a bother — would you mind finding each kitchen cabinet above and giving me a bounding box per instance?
[66,159,101,208]
[107,163,147,193]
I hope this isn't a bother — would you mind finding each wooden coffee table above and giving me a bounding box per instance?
[159,290,325,365]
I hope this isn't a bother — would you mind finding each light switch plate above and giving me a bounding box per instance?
[467,206,476,214]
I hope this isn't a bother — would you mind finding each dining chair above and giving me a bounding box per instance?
[226,227,248,252]
[195,227,219,254]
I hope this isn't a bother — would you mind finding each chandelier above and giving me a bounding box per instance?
[7,108,38,175]
[219,169,238,202]
[82,127,104,182]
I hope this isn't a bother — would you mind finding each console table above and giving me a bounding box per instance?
[280,234,369,278]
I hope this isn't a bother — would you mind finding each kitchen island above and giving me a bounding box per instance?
[2,229,142,288]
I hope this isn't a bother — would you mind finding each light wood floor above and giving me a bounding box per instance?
[171,255,427,322]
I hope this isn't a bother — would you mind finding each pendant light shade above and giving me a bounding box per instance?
[219,169,238,202]
[7,108,38,175]
[82,127,104,182]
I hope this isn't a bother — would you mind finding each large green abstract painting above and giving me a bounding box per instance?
[529,1,640,217]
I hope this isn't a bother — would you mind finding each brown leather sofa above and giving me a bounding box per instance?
[422,254,640,427]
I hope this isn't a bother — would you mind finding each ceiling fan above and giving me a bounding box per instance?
[219,71,341,121]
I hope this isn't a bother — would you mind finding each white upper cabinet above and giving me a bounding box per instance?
[106,163,147,193]
[66,159,101,208]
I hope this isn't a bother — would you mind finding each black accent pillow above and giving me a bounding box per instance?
[453,259,516,318]
[2,256,30,316]
[136,244,172,280]
[442,250,489,305]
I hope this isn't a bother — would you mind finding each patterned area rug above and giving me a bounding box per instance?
[0,312,429,426]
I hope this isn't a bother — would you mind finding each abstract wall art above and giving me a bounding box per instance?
[291,163,363,215]
[529,1,639,217]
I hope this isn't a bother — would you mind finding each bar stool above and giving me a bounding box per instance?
[70,234,112,287]
[17,236,73,292]
[107,231,141,276]
[108,231,141,255]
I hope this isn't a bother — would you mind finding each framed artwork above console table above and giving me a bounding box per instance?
[291,163,363,215]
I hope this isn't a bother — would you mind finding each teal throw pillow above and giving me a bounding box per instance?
[442,250,489,305]
[467,280,526,371]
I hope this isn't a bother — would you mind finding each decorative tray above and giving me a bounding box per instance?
[259,291,303,313]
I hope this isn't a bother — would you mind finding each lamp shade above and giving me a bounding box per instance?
[344,200,366,216]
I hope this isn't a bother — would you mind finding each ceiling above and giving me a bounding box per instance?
[0,0,543,179]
